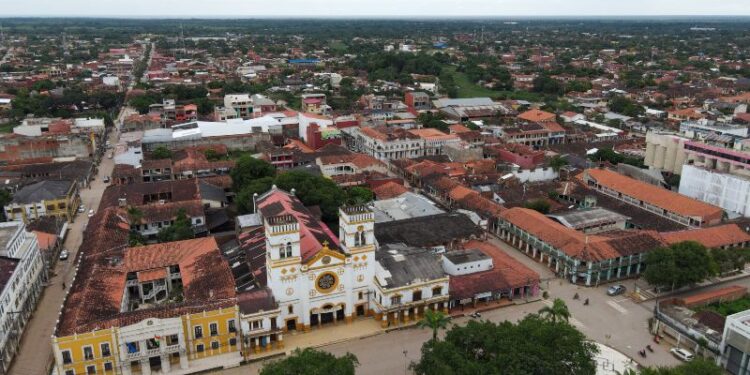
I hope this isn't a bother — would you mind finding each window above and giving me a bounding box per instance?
[83,346,94,360]
[100,343,111,357]
[65,371,75,375]
[194,325,203,339]
[209,322,219,336]
[279,247,285,259]
[288,305,293,314]
[228,319,236,333]
[86,365,96,374]
[391,295,401,305]
[251,320,261,330]
[229,338,237,346]
[104,362,113,372]
[62,350,73,364]
[432,287,442,296]
[285,242,292,257]
[358,291,364,300]
[412,290,422,302]
[196,344,204,353]
[211,341,219,350]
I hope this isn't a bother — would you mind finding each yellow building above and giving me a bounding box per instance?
[52,306,240,375]
[4,179,79,223]
[52,230,241,375]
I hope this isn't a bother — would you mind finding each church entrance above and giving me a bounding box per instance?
[310,304,346,329]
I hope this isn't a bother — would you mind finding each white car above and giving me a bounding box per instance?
[78,205,85,213]
[670,348,694,362]
[87,209,95,218]
[59,249,69,261]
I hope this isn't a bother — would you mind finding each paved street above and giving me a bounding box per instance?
[8,131,118,375]
[216,236,686,375]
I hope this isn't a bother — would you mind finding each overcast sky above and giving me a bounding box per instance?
[3,0,750,17]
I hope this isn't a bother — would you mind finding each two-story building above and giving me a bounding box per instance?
[4,180,80,223]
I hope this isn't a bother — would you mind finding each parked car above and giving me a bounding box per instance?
[88,209,94,218]
[59,249,69,260]
[670,348,694,362]
[78,205,85,213]
[103,176,110,183]
[607,284,626,296]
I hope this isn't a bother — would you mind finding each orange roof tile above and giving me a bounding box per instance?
[372,182,409,199]
[518,109,556,123]
[662,224,750,249]
[583,168,724,221]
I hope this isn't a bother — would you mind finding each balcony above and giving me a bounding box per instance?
[126,343,182,359]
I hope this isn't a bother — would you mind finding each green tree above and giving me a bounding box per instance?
[260,348,358,375]
[230,155,276,191]
[157,208,195,243]
[411,316,598,375]
[644,241,717,291]
[274,171,347,227]
[235,176,275,214]
[346,187,374,205]
[524,199,551,214]
[640,358,723,375]
[416,309,450,341]
[549,155,569,172]
[151,146,172,160]
[538,298,571,324]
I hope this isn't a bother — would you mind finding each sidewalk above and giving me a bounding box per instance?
[245,317,384,362]
[633,268,750,302]
[8,133,117,375]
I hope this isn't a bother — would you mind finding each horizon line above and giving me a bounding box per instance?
[2,15,750,19]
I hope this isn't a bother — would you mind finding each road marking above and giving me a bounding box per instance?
[607,300,628,315]
[614,297,630,303]
[540,300,586,328]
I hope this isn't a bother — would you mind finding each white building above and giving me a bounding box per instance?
[0,222,44,375]
[257,188,376,331]
[679,164,750,218]
[343,126,424,161]
[721,309,750,375]
[250,187,450,332]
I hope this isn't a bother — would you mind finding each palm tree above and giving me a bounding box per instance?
[538,298,571,324]
[417,309,450,341]
[549,155,569,173]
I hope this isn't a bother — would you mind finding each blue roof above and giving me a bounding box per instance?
[288,59,320,64]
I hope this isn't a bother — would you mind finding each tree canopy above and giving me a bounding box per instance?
[416,309,450,341]
[260,348,358,375]
[151,146,173,160]
[644,241,717,291]
[230,155,277,191]
[411,315,598,375]
[156,208,195,243]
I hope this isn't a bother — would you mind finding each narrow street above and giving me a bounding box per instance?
[8,130,118,375]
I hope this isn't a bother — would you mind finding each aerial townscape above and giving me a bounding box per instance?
[2,2,750,375]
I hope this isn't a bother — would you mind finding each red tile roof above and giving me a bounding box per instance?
[372,181,409,200]
[449,240,540,300]
[662,224,750,249]
[518,109,556,123]
[583,168,724,222]
[257,188,341,262]
[500,207,666,262]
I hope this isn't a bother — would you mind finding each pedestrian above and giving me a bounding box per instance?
[62,281,66,290]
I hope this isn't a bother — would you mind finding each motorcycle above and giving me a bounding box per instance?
[470,312,482,318]
[646,345,654,352]
[638,349,647,358]
[584,298,589,306]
